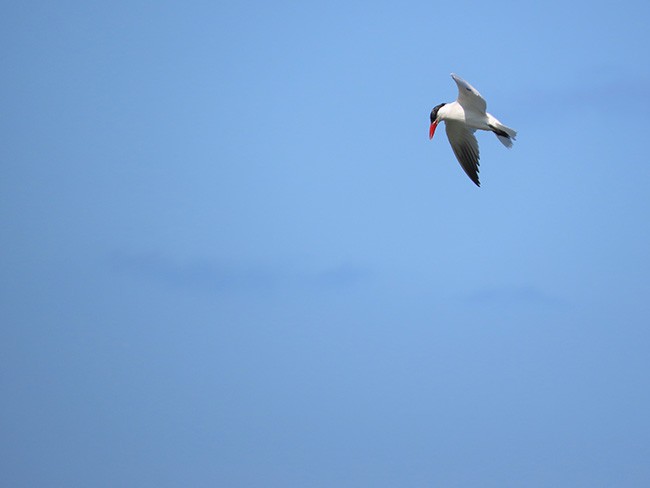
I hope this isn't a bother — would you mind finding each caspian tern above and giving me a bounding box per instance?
[429,73,517,187]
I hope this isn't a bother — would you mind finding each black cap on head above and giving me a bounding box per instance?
[430,103,446,123]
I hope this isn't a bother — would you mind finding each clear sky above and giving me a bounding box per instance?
[2,1,650,486]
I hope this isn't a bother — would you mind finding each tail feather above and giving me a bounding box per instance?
[496,132,514,148]
[487,116,517,148]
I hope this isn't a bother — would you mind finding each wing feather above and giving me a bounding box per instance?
[451,73,487,115]
[445,120,481,186]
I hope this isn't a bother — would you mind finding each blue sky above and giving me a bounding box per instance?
[2,1,650,486]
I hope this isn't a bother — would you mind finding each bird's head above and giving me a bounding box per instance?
[429,103,446,139]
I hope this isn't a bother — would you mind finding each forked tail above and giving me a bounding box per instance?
[488,116,517,148]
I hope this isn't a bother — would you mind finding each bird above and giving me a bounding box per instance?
[429,73,517,187]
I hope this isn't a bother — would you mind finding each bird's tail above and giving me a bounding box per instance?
[488,115,517,148]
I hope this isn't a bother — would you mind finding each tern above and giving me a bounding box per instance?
[429,73,517,187]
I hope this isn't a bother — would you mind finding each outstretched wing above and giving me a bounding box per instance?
[445,120,481,186]
[451,73,487,115]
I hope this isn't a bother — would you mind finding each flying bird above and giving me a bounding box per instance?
[429,73,517,186]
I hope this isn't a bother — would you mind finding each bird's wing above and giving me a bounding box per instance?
[451,73,487,114]
[445,120,481,186]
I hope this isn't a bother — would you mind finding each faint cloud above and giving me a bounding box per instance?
[562,77,650,108]
[108,251,371,293]
[462,284,567,310]
[516,74,650,117]
[309,263,371,289]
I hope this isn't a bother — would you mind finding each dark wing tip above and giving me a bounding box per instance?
[454,143,481,187]
[445,121,482,187]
